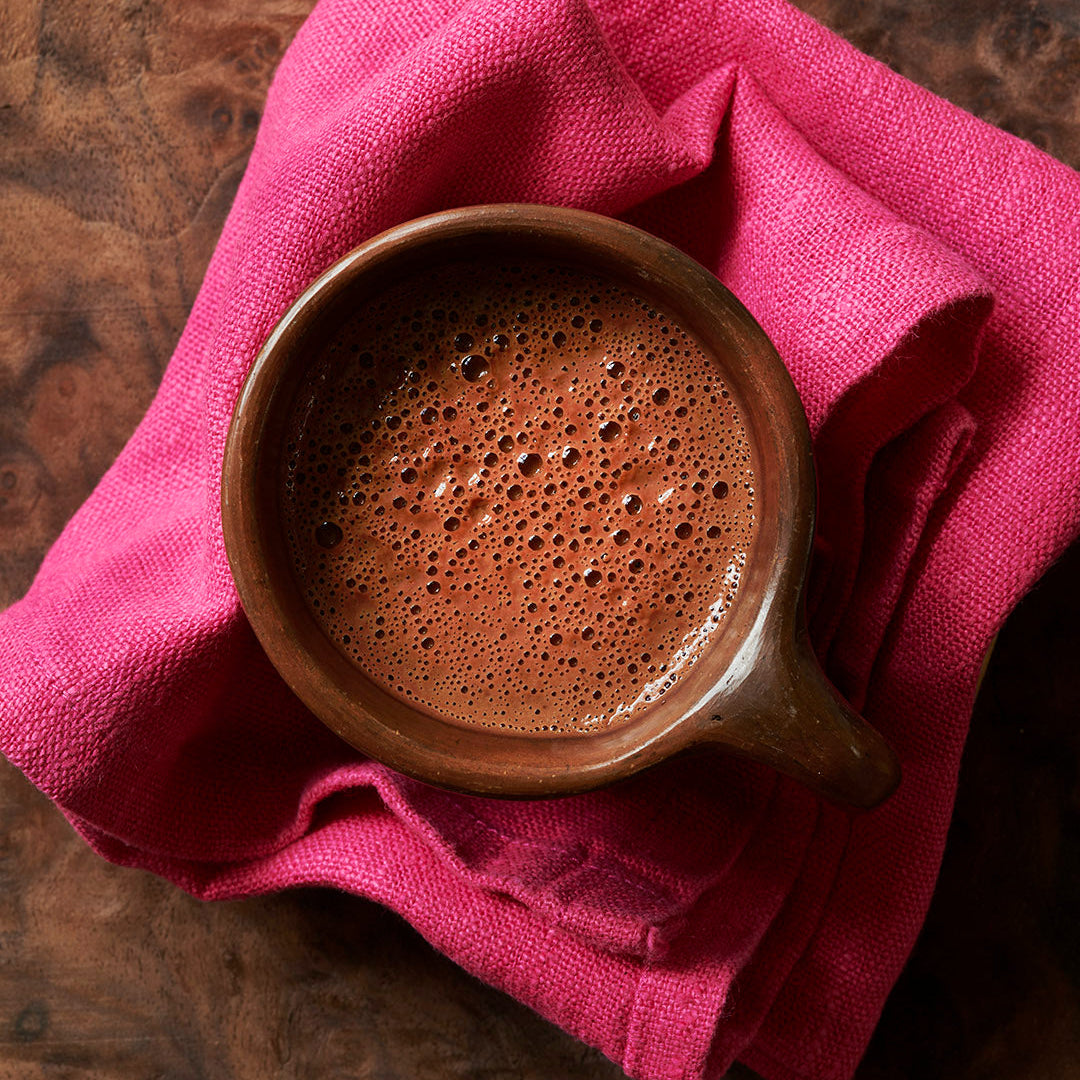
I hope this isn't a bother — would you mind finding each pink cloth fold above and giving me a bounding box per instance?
[3,1,1079,1076]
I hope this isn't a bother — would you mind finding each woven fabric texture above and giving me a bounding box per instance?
[2,1,1079,1077]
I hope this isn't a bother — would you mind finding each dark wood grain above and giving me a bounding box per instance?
[794,0,1080,169]
[0,757,623,1077]
[0,0,309,608]
[0,0,1078,1076]
[860,545,1080,1078]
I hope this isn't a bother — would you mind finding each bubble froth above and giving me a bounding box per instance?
[282,257,757,735]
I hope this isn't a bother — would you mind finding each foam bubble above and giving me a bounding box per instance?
[282,257,757,735]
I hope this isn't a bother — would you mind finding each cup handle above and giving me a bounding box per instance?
[699,632,901,809]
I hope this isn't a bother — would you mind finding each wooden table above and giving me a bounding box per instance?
[1,1,1078,1075]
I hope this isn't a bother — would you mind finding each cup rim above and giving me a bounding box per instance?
[222,204,816,797]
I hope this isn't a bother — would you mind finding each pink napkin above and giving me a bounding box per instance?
[3,0,1079,1076]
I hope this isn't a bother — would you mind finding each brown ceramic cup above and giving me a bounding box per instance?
[222,204,900,808]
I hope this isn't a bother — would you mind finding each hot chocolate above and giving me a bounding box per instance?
[282,257,756,735]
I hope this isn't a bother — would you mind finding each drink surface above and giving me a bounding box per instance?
[283,258,756,735]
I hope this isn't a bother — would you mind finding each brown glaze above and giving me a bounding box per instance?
[222,204,900,808]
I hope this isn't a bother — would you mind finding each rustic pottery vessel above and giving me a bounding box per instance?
[222,204,900,808]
